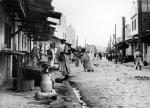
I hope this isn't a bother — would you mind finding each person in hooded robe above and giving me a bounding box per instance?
[81,50,94,72]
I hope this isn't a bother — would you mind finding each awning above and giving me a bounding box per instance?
[125,38,138,44]
[115,41,129,50]
[4,0,62,42]
[25,0,62,41]
[48,11,62,19]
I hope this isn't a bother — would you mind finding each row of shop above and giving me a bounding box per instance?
[113,33,150,63]
[0,0,63,87]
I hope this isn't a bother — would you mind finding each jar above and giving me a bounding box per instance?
[40,73,52,92]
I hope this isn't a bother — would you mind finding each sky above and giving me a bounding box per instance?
[52,0,132,47]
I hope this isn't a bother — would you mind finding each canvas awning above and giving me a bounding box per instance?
[25,0,62,41]
[3,0,62,41]
[115,41,129,50]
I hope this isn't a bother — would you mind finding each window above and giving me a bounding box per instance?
[132,21,133,31]
[132,19,137,31]
[134,19,136,30]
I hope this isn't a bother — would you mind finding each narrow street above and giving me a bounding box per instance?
[70,58,150,108]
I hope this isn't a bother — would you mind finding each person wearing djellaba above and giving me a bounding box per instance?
[58,39,71,80]
[81,50,94,72]
[30,43,40,67]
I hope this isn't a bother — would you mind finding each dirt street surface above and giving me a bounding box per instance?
[0,72,77,108]
[70,58,150,108]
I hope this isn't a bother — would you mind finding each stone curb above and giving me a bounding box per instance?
[64,81,83,108]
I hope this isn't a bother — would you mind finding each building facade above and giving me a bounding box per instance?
[130,0,150,63]
[55,14,76,48]
[66,24,76,48]
[0,0,61,86]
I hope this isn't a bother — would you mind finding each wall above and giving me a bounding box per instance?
[125,24,132,40]
[55,14,76,48]
[0,5,4,50]
[0,5,12,86]
[130,0,138,36]
[55,14,67,40]
[0,8,6,85]
[0,6,31,86]
[141,12,150,33]
[66,24,76,48]
[147,45,150,63]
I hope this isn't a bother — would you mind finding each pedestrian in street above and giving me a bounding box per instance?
[74,50,80,67]
[114,52,118,64]
[98,52,102,60]
[134,48,143,70]
[58,39,71,80]
[94,52,97,61]
[107,53,112,61]
[81,50,94,72]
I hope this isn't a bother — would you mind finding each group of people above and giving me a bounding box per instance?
[30,40,106,81]
[29,39,71,80]
[94,52,102,61]
[106,47,143,70]
[30,40,144,84]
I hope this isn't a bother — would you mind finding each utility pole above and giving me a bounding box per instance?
[114,24,117,51]
[112,34,114,50]
[114,24,117,64]
[138,0,142,49]
[147,0,150,29]
[114,24,116,45]
[122,17,126,57]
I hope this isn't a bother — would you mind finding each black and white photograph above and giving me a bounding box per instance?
[0,0,150,108]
